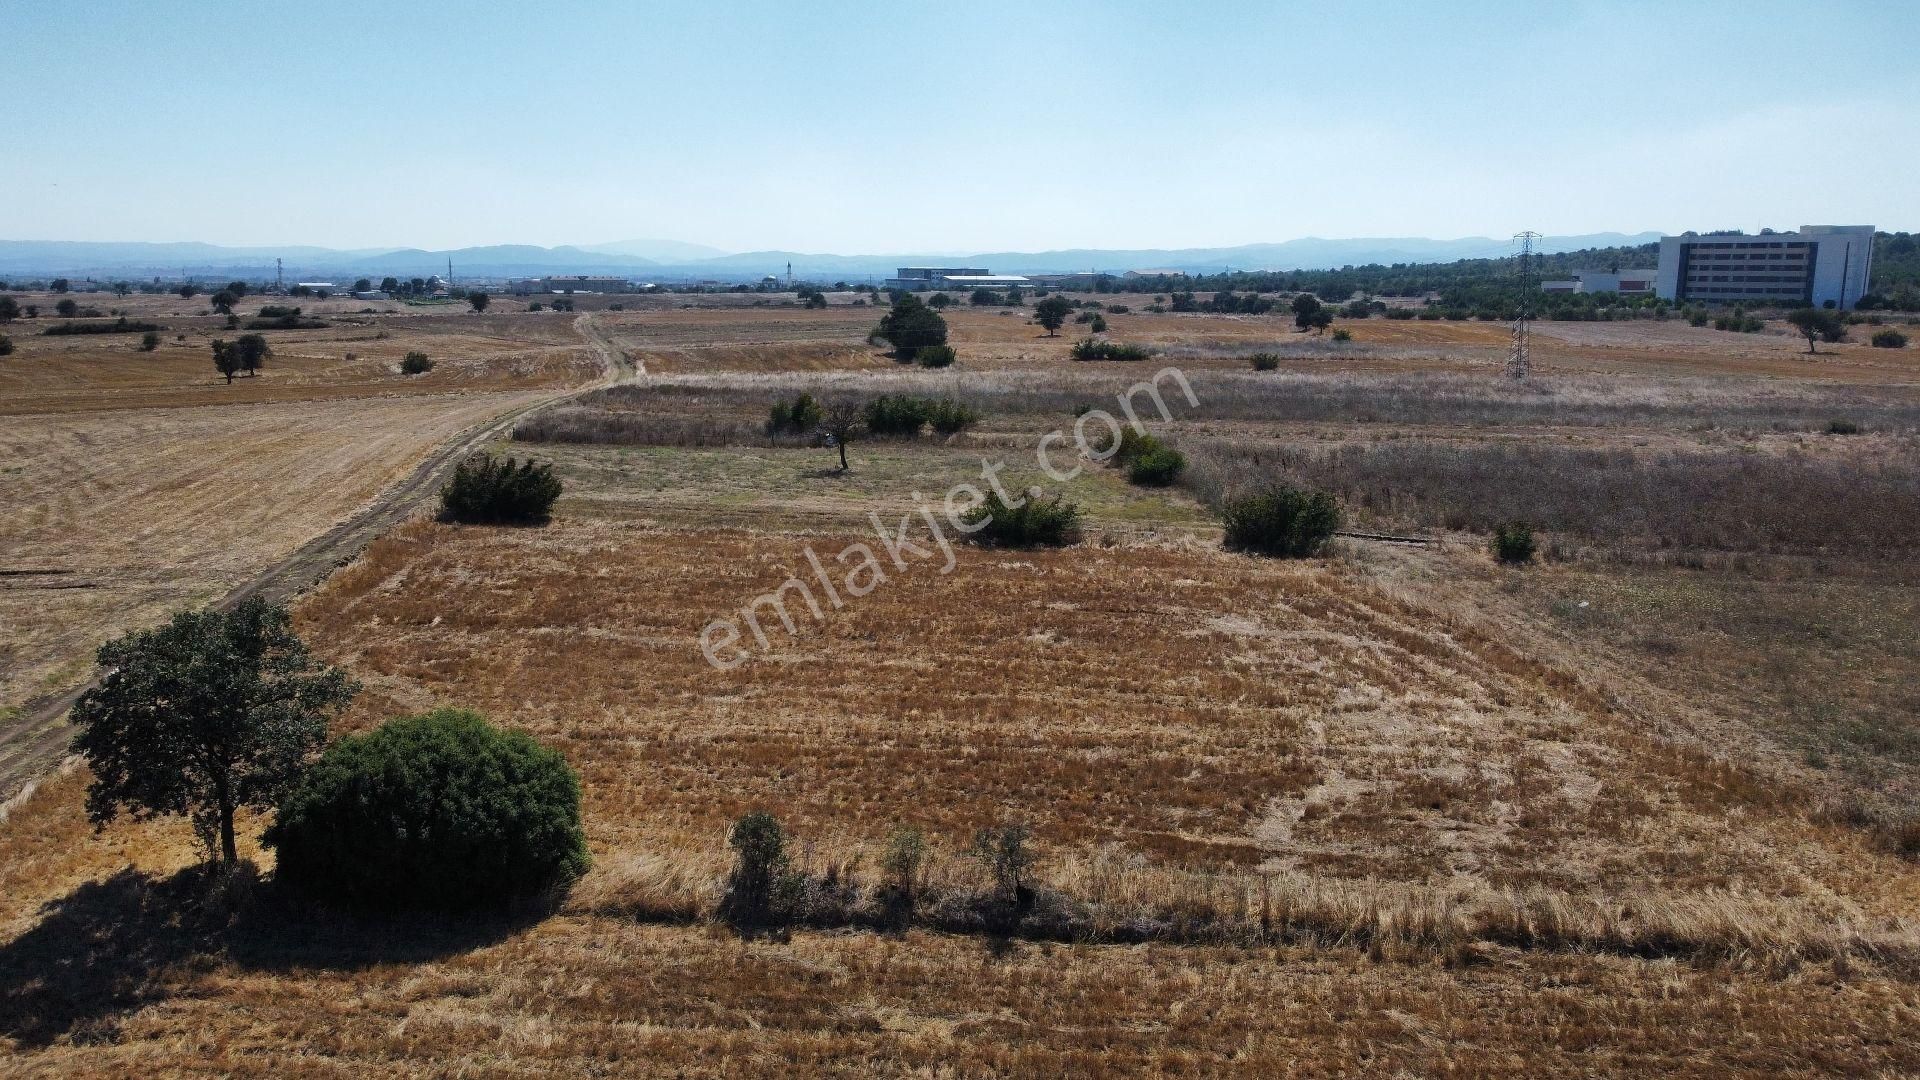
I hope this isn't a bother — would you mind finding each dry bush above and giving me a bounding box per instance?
[1182,437,1920,556]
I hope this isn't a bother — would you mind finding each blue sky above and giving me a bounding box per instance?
[4,0,1914,253]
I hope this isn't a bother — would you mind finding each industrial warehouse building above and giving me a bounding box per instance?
[883,266,1032,292]
[1655,226,1875,309]
[507,275,634,294]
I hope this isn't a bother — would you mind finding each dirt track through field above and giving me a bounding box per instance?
[0,316,636,808]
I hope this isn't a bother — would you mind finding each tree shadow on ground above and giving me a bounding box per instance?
[0,863,535,1049]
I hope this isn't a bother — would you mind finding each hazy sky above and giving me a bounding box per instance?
[5,0,1914,254]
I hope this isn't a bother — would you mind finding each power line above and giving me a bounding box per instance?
[1507,230,1540,379]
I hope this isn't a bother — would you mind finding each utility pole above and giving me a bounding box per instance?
[275,258,283,293]
[1507,230,1540,379]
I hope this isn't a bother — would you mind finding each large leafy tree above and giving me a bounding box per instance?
[873,293,948,359]
[1786,307,1847,354]
[1032,295,1074,336]
[70,598,358,865]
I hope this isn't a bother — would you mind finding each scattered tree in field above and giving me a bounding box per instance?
[379,276,400,293]
[0,335,12,356]
[55,298,78,318]
[970,288,1000,306]
[0,296,17,322]
[1032,295,1074,336]
[353,278,372,292]
[400,350,433,374]
[113,281,132,297]
[970,822,1037,911]
[50,278,70,293]
[69,597,358,865]
[1004,285,1024,306]
[927,292,952,309]
[139,330,161,352]
[872,292,949,360]
[468,291,490,313]
[882,825,928,922]
[232,333,270,376]
[265,707,589,911]
[212,339,241,382]
[176,283,198,299]
[1290,293,1321,322]
[767,392,824,436]
[820,396,863,471]
[1787,307,1847,353]
[440,454,562,524]
[225,281,248,298]
[723,811,795,927]
[210,290,237,315]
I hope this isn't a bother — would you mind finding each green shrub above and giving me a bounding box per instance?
[962,490,1083,547]
[257,305,299,318]
[1330,328,1353,342]
[0,335,11,356]
[264,708,589,911]
[1105,304,1129,314]
[767,392,824,435]
[400,351,433,374]
[914,343,956,368]
[1248,352,1281,371]
[1089,314,1108,332]
[1127,445,1186,486]
[722,811,796,926]
[1872,329,1909,348]
[925,398,980,435]
[1491,521,1536,564]
[1069,337,1151,362]
[864,394,931,436]
[1827,418,1862,435]
[139,331,160,351]
[440,455,562,524]
[1221,487,1340,558]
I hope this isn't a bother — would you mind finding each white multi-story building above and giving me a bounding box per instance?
[1541,269,1658,296]
[1655,226,1874,309]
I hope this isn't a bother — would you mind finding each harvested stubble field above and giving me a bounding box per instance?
[5,300,1920,1074]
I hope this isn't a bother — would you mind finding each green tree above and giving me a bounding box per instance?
[225,281,248,298]
[970,288,1000,306]
[379,276,400,293]
[0,295,17,322]
[50,278,70,293]
[468,290,491,313]
[353,278,372,292]
[55,298,78,318]
[1786,307,1846,353]
[926,292,952,309]
[69,598,357,865]
[723,811,793,926]
[113,281,132,297]
[232,333,271,376]
[176,283,198,299]
[139,330,161,352]
[873,292,949,359]
[1032,295,1074,336]
[212,339,241,383]
[210,290,237,315]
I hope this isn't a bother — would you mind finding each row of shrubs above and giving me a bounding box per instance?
[40,316,165,336]
[1069,337,1152,362]
[863,394,980,436]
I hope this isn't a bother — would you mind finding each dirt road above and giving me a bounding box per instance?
[0,316,636,807]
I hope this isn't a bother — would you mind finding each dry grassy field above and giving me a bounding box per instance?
[4,295,1920,1074]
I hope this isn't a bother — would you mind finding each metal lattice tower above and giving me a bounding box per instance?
[1507,230,1541,379]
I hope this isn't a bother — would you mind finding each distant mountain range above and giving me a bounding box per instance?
[0,233,1662,282]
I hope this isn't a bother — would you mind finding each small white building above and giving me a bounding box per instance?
[1541,270,1658,295]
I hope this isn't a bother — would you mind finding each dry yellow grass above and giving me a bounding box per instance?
[5,303,1920,1073]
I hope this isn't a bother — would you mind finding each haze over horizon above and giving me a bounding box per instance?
[5,0,1915,253]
